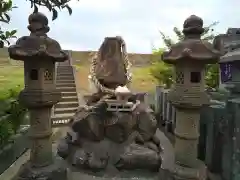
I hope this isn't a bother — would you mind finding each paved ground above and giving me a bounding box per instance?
[0,128,66,180]
[0,128,174,180]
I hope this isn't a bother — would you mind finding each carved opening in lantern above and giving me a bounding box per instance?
[190,72,201,83]
[44,69,53,81]
[29,69,38,80]
[176,71,184,84]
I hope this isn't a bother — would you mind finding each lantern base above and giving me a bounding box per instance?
[171,159,207,180]
[159,159,207,180]
[12,158,69,180]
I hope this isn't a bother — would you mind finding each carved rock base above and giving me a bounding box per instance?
[58,136,161,173]
[68,167,160,180]
[12,158,69,180]
[172,160,207,180]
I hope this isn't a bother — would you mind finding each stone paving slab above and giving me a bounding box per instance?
[0,126,175,180]
[0,128,64,180]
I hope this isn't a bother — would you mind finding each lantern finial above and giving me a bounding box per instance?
[28,12,49,36]
[182,15,204,37]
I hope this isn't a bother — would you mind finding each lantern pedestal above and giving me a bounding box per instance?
[14,158,68,180]
[172,160,207,180]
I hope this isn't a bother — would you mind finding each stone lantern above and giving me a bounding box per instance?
[8,12,69,180]
[162,15,220,180]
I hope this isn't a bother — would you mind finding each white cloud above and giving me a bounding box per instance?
[7,0,240,53]
[61,42,87,51]
[69,0,121,11]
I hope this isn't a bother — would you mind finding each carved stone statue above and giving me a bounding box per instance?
[57,37,162,175]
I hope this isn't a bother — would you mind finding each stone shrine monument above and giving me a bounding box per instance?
[57,36,162,178]
[162,15,221,180]
[8,12,69,180]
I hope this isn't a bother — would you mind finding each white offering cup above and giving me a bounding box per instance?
[115,86,132,102]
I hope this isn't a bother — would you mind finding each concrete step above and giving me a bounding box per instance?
[57,66,71,68]
[55,101,79,108]
[58,61,70,63]
[56,76,75,80]
[52,113,74,125]
[61,91,78,96]
[57,71,73,74]
[56,79,75,84]
[57,73,74,76]
[58,64,71,67]
[61,96,78,102]
[57,64,72,69]
[57,66,72,69]
[58,61,70,64]
[57,69,73,72]
[54,107,78,114]
[56,82,76,88]
[57,69,73,73]
[57,87,76,92]
[57,72,73,76]
[52,113,75,120]
[57,74,74,77]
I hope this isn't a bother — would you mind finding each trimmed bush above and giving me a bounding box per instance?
[0,86,27,148]
[150,61,174,89]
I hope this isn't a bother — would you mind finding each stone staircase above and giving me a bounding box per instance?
[51,60,79,126]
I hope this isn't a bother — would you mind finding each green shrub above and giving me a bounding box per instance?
[150,61,174,89]
[149,49,173,88]
[0,86,27,147]
[0,115,13,148]
[205,64,219,89]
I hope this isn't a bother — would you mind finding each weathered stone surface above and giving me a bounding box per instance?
[94,37,128,89]
[57,137,70,159]
[162,14,220,180]
[8,12,69,180]
[13,159,68,180]
[57,94,162,173]
[55,35,163,177]
[8,12,68,62]
[115,143,160,171]
[162,15,220,65]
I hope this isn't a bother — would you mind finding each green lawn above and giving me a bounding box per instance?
[0,65,24,92]
[75,64,157,94]
[0,62,157,97]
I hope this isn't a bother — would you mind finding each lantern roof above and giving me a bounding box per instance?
[8,12,68,62]
[162,15,221,64]
[220,48,240,63]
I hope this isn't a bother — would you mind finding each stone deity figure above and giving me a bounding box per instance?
[57,36,162,173]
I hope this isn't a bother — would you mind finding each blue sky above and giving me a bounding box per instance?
[3,0,240,53]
